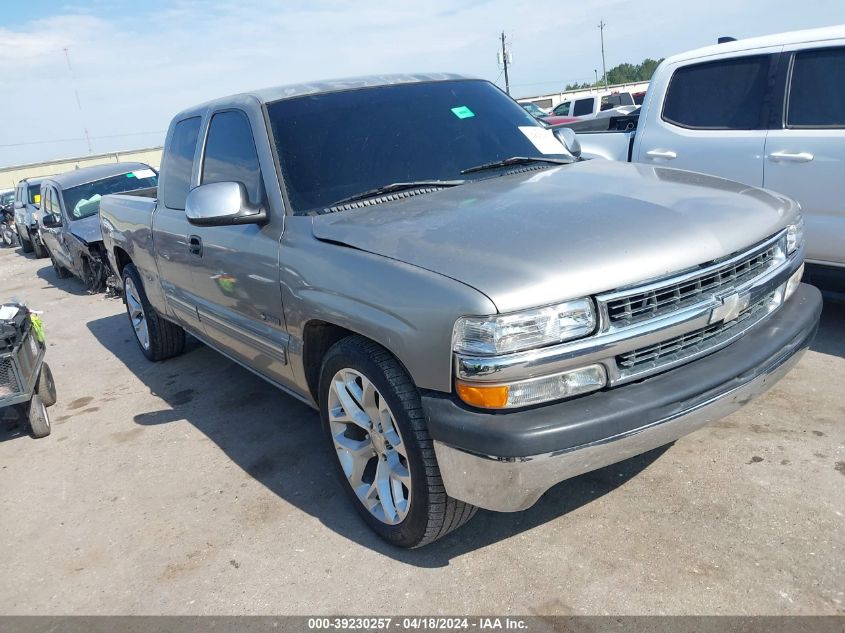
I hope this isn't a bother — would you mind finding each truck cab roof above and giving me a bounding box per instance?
[664,24,845,64]
[172,73,474,119]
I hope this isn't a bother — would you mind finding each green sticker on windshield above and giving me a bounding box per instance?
[451,106,475,119]
[126,172,136,178]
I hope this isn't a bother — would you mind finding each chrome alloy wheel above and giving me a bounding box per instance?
[124,277,150,351]
[328,368,412,525]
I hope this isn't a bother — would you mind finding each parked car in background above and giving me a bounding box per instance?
[521,102,549,118]
[551,91,637,120]
[570,25,845,300]
[13,178,46,257]
[540,114,581,126]
[99,74,818,548]
[38,163,158,291]
[1,190,18,247]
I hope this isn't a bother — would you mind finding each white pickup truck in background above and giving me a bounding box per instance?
[570,25,845,299]
[550,91,637,120]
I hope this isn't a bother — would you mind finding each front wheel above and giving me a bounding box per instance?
[27,394,51,438]
[319,335,477,548]
[122,264,186,361]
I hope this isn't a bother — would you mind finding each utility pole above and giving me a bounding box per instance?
[63,47,92,154]
[598,20,608,91]
[500,31,511,95]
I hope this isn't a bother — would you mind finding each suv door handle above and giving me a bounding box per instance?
[767,151,814,163]
[645,149,677,160]
[188,235,203,257]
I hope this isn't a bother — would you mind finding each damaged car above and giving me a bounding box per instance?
[38,163,158,292]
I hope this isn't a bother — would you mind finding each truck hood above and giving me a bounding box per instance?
[311,160,797,313]
[69,215,103,245]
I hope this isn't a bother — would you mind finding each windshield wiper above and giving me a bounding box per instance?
[330,180,466,207]
[460,156,571,175]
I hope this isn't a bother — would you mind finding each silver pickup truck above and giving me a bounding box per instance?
[99,74,821,548]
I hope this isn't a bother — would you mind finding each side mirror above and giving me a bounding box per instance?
[14,201,23,209]
[554,127,582,159]
[185,182,267,227]
[42,213,62,229]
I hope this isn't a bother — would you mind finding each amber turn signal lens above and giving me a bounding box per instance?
[455,382,509,409]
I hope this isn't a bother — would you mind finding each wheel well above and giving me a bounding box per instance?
[113,247,132,275]
[302,321,355,400]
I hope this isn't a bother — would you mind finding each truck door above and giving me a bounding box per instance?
[152,116,205,332]
[39,186,72,270]
[763,44,845,268]
[186,108,293,386]
[634,51,780,186]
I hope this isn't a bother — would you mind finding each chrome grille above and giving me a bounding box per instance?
[605,238,781,328]
[616,291,777,374]
[0,356,20,397]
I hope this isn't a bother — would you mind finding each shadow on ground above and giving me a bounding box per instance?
[811,299,845,359]
[35,263,91,296]
[86,313,672,567]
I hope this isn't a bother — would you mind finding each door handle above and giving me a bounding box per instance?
[767,151,814,163]
[645,149,677,160]
[188,235,203,257]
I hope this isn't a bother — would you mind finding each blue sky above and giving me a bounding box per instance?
[1,0,843,167]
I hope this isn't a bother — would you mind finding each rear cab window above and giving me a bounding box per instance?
[162,117,202,210]
[662,55,771,129]
[573,98,594,117]
[787,47,845,128]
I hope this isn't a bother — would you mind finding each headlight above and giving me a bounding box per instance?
[786,215,804,254]
[453,298,596,356]
[784,263,804,301]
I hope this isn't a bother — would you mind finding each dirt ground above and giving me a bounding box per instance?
[0,245,842,615]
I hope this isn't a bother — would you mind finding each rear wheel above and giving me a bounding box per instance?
[31,233,46,258]
[27,394,51,438]
[319,335,477,548]
[37,362,57,407]
[122,264,185,361]
[19,232,33,253]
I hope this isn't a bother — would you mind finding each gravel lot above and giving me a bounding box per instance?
[0,245,843,615]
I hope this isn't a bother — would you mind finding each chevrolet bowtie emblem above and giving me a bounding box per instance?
[709,291,751,325]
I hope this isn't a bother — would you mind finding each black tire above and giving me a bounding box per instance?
[27,393,51,438]
[50,253,71,279]
[319,335,477,548]
[122,263,185,361]
[31,234,47,259]
[37,362,57,407]
[20,232,33,253]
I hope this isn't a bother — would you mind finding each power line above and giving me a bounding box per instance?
[0,131,166,149]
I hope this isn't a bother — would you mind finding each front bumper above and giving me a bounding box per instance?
[424,283,822,512]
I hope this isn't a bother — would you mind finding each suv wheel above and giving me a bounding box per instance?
[319,335,477,548]
[19,232,33,253]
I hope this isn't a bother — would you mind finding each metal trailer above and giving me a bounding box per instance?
[0,324,56,438]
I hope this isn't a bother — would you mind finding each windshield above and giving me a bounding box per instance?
[266,79,572,214]
[63,169,158,220]
[0,191,13,206]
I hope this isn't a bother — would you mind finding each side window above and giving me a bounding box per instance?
[787,47,845,128]
[662,55,771,129]
[162,116,201,210]
[201,110,262,206]
[49,189,61,218]
[573,98,594,117]
[41,188,52,215]
[555,102,571,116]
